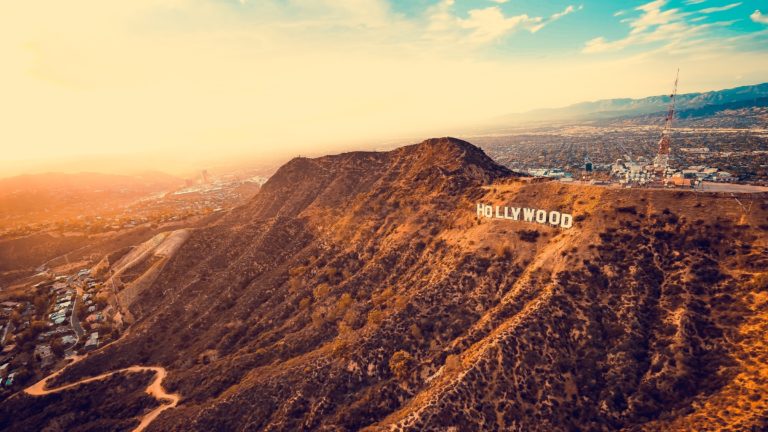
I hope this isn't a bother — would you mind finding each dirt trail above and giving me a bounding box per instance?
[24,360,179,432]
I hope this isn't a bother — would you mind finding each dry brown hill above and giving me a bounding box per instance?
[6,137,768,431]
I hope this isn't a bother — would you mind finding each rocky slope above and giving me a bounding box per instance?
[11,137,768,431]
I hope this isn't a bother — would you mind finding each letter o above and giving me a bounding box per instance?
[548,211,561,226]
[484,205,493,218]
[535,210,547,224]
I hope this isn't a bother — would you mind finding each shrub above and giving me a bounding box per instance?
[366,309,384,327]
[313,283,330,300]
[616,206,637,214]
[495,244,512,259]
[410,324,423,341]
[518,230,540,243]
[389,350,415,380]
[444,354,461,373]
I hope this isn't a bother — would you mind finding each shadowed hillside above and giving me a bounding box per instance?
[10,138,768,431]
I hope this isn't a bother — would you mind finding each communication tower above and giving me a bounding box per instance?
[653,69,679,177]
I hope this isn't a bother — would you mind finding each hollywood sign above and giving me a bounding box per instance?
[476,203,574,229]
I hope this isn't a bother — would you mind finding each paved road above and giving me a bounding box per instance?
[698,182,768,193]
[70,295,85,342]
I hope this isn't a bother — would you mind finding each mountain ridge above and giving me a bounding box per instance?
[501,82,768,123]
[6,138,768,431]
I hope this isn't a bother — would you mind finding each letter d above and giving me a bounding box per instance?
[560,214,573,229]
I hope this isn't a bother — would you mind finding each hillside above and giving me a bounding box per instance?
[7,138,768,431]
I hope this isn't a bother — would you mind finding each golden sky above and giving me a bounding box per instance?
[1,0,767,177]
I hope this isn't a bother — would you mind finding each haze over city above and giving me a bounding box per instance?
[2,0,768,177]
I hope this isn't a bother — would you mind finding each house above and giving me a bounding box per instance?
[5,372,15,387]
[61,335,77,345]
[0,363,8,379]
[669,177,692,188]
[34,344,54,366]
[84,332,99,352]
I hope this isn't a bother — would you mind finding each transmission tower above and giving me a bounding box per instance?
[653,69,679,177]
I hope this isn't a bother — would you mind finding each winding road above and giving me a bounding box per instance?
[24,359,180,432]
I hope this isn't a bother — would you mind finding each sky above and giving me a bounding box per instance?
[1,0,767,177]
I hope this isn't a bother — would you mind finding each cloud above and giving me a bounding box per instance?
[583,0,737,54]
[1,0,767,177]
[551,5,579,21]
[685,0,706,4]
[427,1,578,43]
[699,2,741,13]
[752,10,768,24]
[457,8,542,42]
[489,0,509,3]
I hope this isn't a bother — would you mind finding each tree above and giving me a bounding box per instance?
[9,311,21,326]
[51,339,65,357]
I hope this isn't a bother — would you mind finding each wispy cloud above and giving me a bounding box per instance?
[582,0,737,55]
[685,0,706,4]
[752,10,768,24]
[699,2,741,13]
[427,1,579,44]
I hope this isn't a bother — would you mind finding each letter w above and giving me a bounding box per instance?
[523,208,535,222]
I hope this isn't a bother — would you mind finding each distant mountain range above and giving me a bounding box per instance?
[502,82,768,124]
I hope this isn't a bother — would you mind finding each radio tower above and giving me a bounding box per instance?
[653,69,679,177]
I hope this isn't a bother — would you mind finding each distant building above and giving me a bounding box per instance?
[680,147,710,154]
[34,344,54,366]
[528,168,570,179]
[84,332,99,352]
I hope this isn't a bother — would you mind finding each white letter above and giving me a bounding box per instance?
[484,205,493,218]
[523,208,535,222]
[549,211,561,226]
[511,207,521,220]
[495,206,502,218]
[535,210,547,224]
[560,213,573,229]
[477,203,484,217]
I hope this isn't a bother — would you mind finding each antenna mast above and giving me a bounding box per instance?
[654,69,678,177]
